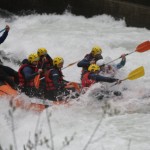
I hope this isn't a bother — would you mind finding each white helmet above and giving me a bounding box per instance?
[96,60,105,66]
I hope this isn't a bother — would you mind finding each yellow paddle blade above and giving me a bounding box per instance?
[111,66,145,87]
[126,66,145,80]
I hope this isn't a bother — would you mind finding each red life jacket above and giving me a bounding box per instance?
[81,72,95,88]
[45,69,63,91]
[18,64,38,87]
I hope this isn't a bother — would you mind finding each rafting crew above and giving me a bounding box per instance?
[1,47,122,100]
[77,46,103,79]
[2,39,146,102]
[17,54,80,100]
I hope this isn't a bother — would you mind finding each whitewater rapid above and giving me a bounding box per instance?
[0,12,150,150]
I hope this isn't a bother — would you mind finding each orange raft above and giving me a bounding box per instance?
[0,82,81,112]
[0,82,45,112]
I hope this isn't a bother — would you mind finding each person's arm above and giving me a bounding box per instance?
[22,67,39,81]
[51,70,65,89]
[116,54,126,69]
[77,58,90,68]
[89,73,118,83]
[0,31,8,44]
[0,25,10,44]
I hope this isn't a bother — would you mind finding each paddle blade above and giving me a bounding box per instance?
[65,82,81,93]
[127,66,145,80]
[34,75,40,89]
[136,41,150,52]
[62,61,79,70]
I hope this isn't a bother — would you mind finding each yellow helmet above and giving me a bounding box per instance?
[91,46,102,56]
[28,53,39,63]
[37,48,47,56]
[53,57,64,67]
[88,64,100,72]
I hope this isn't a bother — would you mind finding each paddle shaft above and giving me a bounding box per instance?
[34,60,45,88]
[62,61,79,70]
[105,51,135,65]
[111,77,130,87]
[105,41,150,65]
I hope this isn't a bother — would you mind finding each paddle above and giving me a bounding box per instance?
[63,41,150,69]
[39,61,80,80]
[34,74,41,89]
[34,60,45,89]
[62,61,79,70]
[65,82,81,93]
[122,66,144,81]
[0,28,5,33]
[112,66,145,86]
[106,41,150,65]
